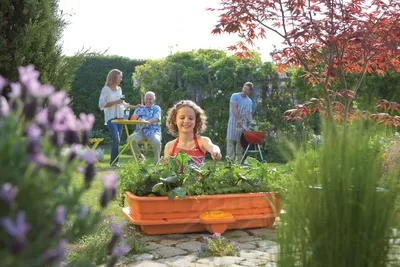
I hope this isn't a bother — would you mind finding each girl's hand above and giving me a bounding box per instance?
[211,147,222,161]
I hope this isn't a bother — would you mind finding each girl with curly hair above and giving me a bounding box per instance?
[164,100,222,166]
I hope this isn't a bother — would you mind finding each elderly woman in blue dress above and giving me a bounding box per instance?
[129,91,162,165]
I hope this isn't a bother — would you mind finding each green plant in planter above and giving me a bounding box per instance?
[0,66,128,267]
[278,120,400,267]
[117,151,291,206]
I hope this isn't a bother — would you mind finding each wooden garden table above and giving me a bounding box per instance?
[111,119,150,165]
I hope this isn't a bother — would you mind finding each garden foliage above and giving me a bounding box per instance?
[0,66,126,266]
[117,151,292,206]
[0,0,84,94]
[199,233,240,257]
[279,121,400,267]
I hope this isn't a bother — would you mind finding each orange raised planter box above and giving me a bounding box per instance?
[122,191,280,235]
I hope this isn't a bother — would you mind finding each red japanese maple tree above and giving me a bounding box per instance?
[210,0,400,125]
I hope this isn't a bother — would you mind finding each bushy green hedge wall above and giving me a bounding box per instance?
[70,56,145,137]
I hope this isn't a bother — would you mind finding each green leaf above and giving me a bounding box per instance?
[245,157,260,168]
[238,174,248,181]
[168,190,176,200]
[242,181,253,190]
[184,176,197,185]
[160,175,179,183]
[149,174,161,183]
[152,182,164,193]
[188,164,203,174]
[175,151,191,167]
[174,187,187,200]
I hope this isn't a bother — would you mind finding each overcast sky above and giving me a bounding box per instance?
[59,0,282,62]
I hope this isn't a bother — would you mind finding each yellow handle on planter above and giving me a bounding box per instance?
[200,211,234,221]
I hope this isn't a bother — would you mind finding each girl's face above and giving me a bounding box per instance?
[176,106,196,134]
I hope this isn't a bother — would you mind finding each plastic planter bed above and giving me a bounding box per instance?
[122,191,280,235]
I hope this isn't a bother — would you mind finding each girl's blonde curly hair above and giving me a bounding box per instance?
[166,100,207,137]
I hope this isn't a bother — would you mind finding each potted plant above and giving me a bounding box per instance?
[117,153,290,235]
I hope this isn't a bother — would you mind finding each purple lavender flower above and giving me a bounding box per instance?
[100,172,118,207]
[18,65,54,99]
[27,124,42,142]
[8,82,21,98]
[35,109,49,128]
[0,96,10,118]
[213,232,221,238]
[107,220,126,254]
[50,107,80,146]
[112,221,125,235]
[49,91,70,109]
[55,206,66,226]
[51,206,66,236]
[102,172,118,191]
[111,242,130,256]
[0,75,8,92]
[235,244,241,252]
[43,239,67,264]
[52,107,77,132]
[77,205,88,219]
[28,152,48,165]
[0,211,31,254]
[67,144,82,163]
[18,65,40,85]
[0,183,18,205]
[0,211,31,239]
[77,113,95,145]
[81,151,96,188]
[78,113,95,132]
[28,152,61,173]
[82,150,96,165]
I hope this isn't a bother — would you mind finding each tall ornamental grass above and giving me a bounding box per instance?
[279,121,400,267]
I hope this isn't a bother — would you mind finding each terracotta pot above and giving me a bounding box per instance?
[122,191,280,235]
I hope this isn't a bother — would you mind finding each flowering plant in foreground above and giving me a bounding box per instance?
[0,65,128,266]
[199,233,240,257]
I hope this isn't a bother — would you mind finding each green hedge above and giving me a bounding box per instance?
[70,56,145,137]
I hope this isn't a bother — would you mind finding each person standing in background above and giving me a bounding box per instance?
[226,82,253,162]
[98,69,140,168]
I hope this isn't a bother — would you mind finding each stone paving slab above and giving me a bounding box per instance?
[119,227,279,267]
[127,260,167,266]
[157,255,198,266]
[175,241,203,252]
[195,256,245,266]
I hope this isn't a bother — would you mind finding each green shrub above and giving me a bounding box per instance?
[0,0,84,94]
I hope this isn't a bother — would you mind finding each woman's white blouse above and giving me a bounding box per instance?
[98,86,128,125]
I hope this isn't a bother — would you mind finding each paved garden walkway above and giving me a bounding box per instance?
[120,227,278,267]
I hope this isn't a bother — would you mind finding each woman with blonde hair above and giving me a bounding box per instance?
[98,69,140,167]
